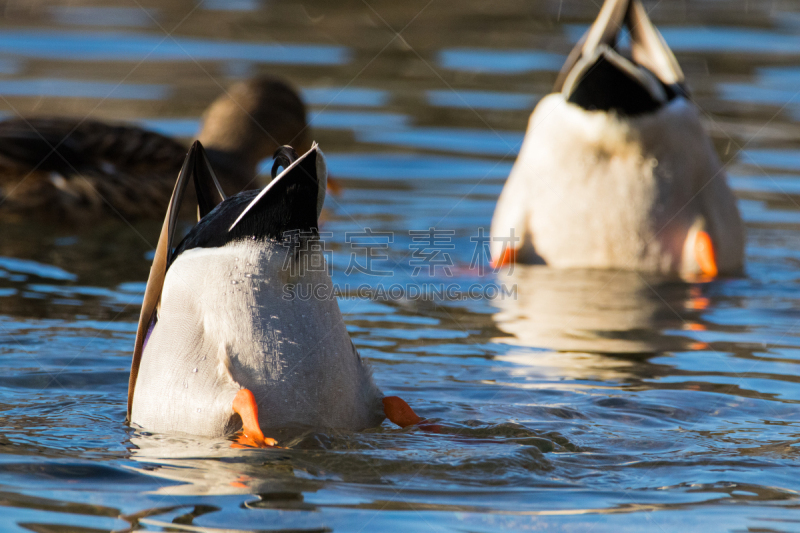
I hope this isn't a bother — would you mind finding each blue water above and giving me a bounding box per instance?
[1,1,800,532]
[0,29,349,64]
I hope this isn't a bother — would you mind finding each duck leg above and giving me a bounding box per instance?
[383,396,443,433]
[233,388,277,447]
[382,396,423,427]
[490,245,517,268]
[694,230,718,278]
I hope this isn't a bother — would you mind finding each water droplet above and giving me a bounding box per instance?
[192,368,198,373]
[196,408,202,413]
[231,280,239,285]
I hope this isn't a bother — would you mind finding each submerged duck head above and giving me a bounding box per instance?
[128,141,422,445]
[197,76,312,193]
[554,0,686,116]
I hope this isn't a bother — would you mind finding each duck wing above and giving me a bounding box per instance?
[0,117,187,177]
[127,140,226,420]
[627,0,683,87]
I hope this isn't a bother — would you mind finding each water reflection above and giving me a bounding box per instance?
[128,434,310,496]
[493,266,705,355]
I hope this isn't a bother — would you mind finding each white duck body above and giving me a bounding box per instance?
[131,240,383,436]
[491,0,744,277]
[492,93,744,275]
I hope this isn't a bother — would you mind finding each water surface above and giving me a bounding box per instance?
[1,1,800,531]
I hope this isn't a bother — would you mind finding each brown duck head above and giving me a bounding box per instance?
[197,76,312,195]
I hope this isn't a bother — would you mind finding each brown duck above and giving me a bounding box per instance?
[0,76,311,222]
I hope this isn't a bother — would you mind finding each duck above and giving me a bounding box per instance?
[0,76,311,222]
[490,0,744,278]
[127,140,423,445]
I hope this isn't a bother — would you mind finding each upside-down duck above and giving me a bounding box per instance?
[127,141,422,445]
[490,0,744,278]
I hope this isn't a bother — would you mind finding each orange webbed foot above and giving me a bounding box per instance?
[490,246,517,269]
[694,230,718,279]
[232,388,277,448]
[383,396,440,432]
